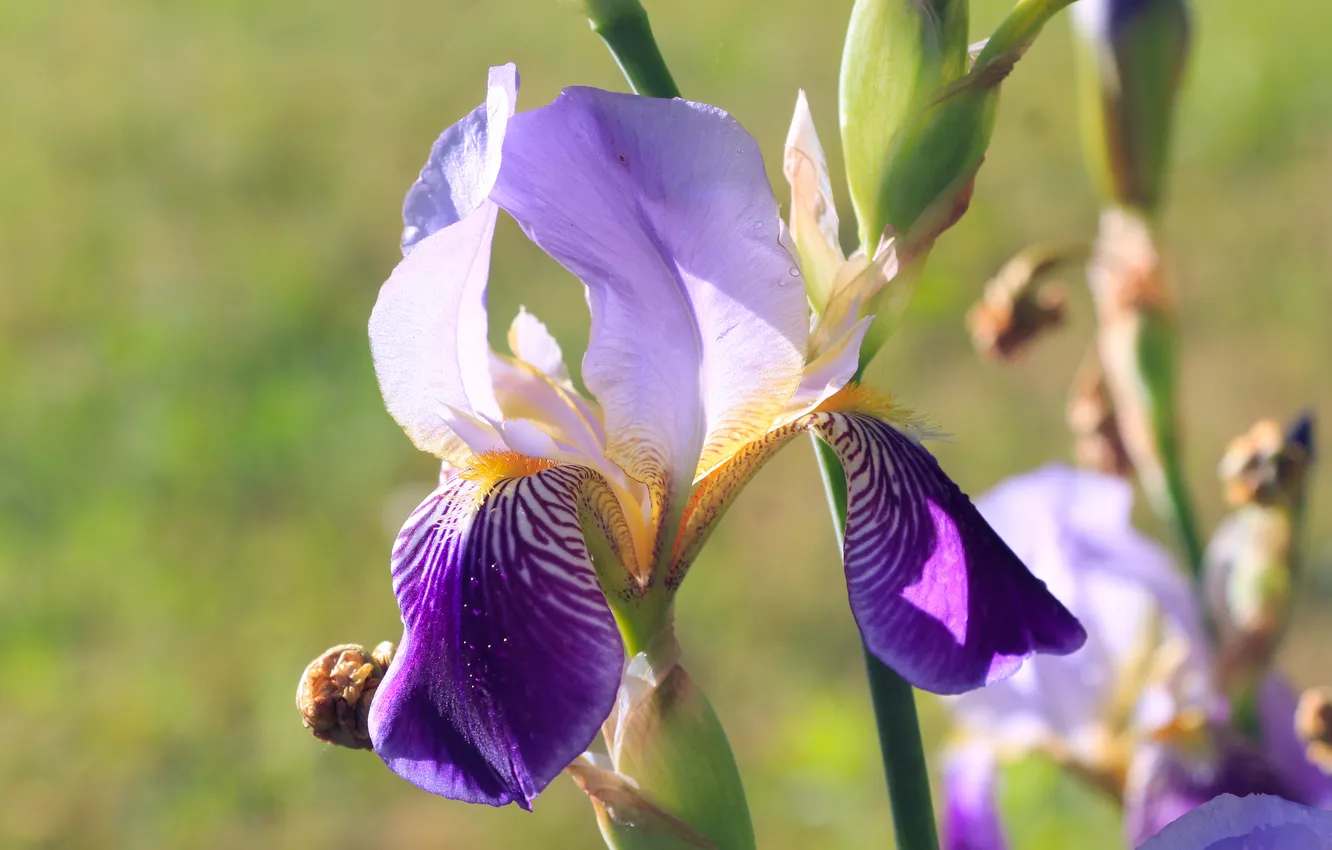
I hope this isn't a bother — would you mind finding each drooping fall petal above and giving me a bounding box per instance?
[669,405,1084,692]
[491,88,808,539]
[817,413,1086,694]
[368,465,626,808]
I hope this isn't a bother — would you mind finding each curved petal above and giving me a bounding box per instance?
[491,88,808,540]
[1136,794,1332,850]
[943,745,1009,850]
[666,400,1084,693]
[817,413,1086,694]
[783,90,844,310]
[368,464,625,808]
[370,204,504,460]
[1124,732,1311,846]
[402,64,519,252]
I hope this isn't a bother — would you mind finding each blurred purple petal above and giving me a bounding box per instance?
[491,88,808,513]
[810,415,1086,694]
[402,64,518,252]
[953,465,1205,749]
[1125,732,1311,846]
[1260,674,1332,806]
[368,467,623,808]
[943,745,1009,850]
[1136,794,1332,850]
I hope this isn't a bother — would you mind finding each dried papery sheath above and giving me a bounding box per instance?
[967,245,1078,360]
[1067,348,1133,478]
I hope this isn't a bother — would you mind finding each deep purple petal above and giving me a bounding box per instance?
[402,64,518,253]
[1124,734,1313,846]
[1136,794,1332,850]
[943,746,1009,850]
[368,466,624,808]
[810,413,1086,695]
[1260,674,1332,806]
[491,87,808,509]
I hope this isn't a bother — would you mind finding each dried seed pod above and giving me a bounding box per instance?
[296,641,395,750]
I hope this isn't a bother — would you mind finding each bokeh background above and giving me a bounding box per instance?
[3,0,1330,847]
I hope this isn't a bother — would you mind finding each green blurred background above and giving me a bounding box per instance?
[2,0,1329,847]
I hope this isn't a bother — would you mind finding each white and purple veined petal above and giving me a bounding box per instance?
[368,465,624,808]
[1136,794,1332,850]
[491,87,809,532]
[809,413,1086,694]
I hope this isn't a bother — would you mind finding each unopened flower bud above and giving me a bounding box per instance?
[968,245,1076,360]
[296,641,394,750]
[1219,413,1315,509]
[573,635,754,850]
[1073,0,1191,214]
[1295,687,1332,774]
[839,0,969,247]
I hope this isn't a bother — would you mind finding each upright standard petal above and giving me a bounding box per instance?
[783,90,844,311]
[402,64,519,252]
[368,463,626,808]
[370,205,504,461]
[492,88,808,538]
[943,745,1009,850]
[1136,794,1332,850]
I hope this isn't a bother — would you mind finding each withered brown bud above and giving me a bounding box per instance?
[967,245,1075,361]
[1295,686,1332,774]
[1219,415,1314,508]
[296,641,394,750]
[1067,349,1134,478]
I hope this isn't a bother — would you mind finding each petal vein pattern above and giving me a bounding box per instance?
[368,464,626,809]
[671,407,1085,694]
[491,88,808,542]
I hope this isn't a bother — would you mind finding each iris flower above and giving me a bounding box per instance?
[942,465,1331,849]
[366,64,1085,809]
[1136,794,1332,850]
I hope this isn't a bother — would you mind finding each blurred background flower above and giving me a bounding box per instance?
[3,0,1331,848]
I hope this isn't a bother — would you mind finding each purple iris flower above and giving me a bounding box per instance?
[941,465,1332,849]
[1136,794,1332,849]
[366,65,1085,809]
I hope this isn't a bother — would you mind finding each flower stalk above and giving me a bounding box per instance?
[814,435,940,850]
[579,0,680,98]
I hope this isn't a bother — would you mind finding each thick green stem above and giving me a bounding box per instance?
[590,8,680,99]
[814,435,941,850]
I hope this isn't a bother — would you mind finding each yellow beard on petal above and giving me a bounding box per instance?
[459,451,559,504]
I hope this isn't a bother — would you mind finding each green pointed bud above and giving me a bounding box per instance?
[566,0,680,99]
[572,636,754,850]
[839,0,969,248]
[1073,0,1190,214]
[1204,414,1315,701]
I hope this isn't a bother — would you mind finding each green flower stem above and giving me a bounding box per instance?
[589,6,680,99]
[814,435,941,850]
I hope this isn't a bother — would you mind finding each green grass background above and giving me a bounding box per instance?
[2,0,1330,847]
